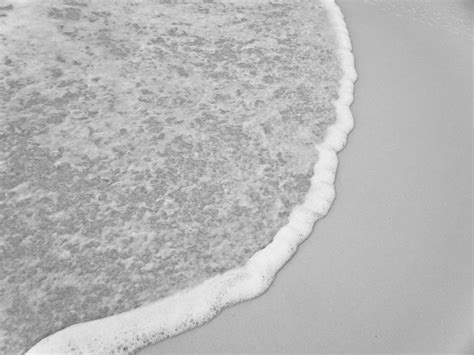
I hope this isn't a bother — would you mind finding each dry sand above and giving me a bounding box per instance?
[140,0,472,353]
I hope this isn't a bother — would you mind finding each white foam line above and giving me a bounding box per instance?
[27,0,357,353]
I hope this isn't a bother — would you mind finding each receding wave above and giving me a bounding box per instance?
[0,0,356,353]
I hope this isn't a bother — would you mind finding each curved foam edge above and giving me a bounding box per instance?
[26,0,357,353]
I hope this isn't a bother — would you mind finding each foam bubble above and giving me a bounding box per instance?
[26,0,357,353]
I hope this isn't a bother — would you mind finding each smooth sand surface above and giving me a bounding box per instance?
[141,1,472,353]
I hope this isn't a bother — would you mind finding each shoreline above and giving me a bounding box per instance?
[27,0,357,353]
[142,0,472,353]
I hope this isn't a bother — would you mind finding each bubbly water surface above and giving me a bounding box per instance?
[0,0,342,352]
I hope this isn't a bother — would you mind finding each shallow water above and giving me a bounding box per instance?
[0,0,342,352]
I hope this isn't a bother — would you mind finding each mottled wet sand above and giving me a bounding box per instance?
[0,0,342,352]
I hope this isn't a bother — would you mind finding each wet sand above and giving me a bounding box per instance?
[140,0,472,353]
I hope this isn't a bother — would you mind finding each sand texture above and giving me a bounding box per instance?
[141,0,472,353]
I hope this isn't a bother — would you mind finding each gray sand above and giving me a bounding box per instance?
[141,0,472,353]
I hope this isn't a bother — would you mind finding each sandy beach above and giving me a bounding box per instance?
[140,0,472,353]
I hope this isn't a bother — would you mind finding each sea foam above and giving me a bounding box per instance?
[26,0,356,353]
